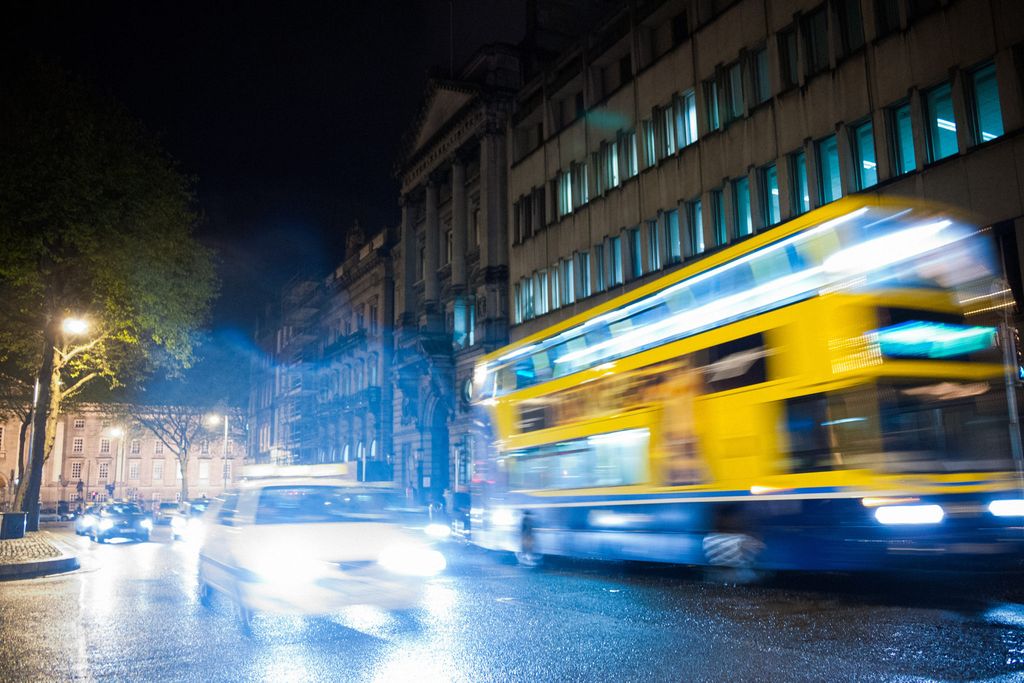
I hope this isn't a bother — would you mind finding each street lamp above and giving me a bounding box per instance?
[61,317,89,336]
[206,414,230,490]
[106,426,125,501]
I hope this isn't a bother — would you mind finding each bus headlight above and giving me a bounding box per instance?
[378,544,446,576]
[989,499,1024,517]
[874,504,944,525]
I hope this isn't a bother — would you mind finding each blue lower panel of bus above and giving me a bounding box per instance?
[474,492,1024,571]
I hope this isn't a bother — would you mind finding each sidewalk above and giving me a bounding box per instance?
[0,530,80,580]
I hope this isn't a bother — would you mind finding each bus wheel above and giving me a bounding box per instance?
[515,524,543,568]
[702,532,767,584]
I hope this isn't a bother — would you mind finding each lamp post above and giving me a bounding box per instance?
[206,414,230,491]
[107,426,125,501]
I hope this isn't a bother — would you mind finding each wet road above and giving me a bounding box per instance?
[2,525,1024,682]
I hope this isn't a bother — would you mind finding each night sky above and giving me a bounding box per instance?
[7,1,528,333]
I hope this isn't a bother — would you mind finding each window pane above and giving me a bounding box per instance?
[727,63,744,120]
[629,227,643,278]
[838,0,865,55]
[892,103,916,175]
[666,209,681,262]
[803,7,829,75]
[853,121,878,189]
[925,82,958,162]
[643,119,656,167]
[683,91,698,145]
[705,79,720,131]
[648,220,661,271]
[754,48,770,104]
[611,237,623,285]
[816,134,842,203]
[762,164,781,226]
[711,189,726,246]
[792,150,810,214]
[688,200,704,256]
[662,107,676,157]
[971,63,1004,143]
[733,177,752,236]
[780,28,798,88]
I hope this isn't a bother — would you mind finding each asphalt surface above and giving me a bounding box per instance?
[2,525,1024,682]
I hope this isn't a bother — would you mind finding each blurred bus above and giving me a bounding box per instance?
[469,197,1024,571]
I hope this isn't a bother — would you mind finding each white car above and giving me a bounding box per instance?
[197,477,446,633]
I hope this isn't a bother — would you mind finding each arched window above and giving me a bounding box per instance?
[342,444,350,462]
[357,442,365,462]
[369,354,379,386]
[370,439,377,460]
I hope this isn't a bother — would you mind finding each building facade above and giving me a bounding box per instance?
[508,0,1024,339]
[1,406,244,509]
[392,45,521,503]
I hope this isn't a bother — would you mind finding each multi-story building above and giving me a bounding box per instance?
[392,45,522,504]
[317,224,396,477]
[0,406,244,509]
[509,0,1024,339]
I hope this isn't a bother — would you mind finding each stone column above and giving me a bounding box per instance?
[451,157,467,290]
[424,179,440,307]
[479,133,508,269]
[400,197,416,318]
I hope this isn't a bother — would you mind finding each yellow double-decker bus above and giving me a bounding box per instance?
[470,197,1024,571]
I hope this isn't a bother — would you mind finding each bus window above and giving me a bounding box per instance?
[785,394,834,472]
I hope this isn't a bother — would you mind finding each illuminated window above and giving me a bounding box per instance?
[686,199,704,256]
[647,219,662,271]
[71,461,82,480]
[628,227,643,279]
[889,102,916,175]
[97,462,109,480]
[851,120,878,189]
[791,150,810,215]
[676,89,698,147]
[642,119,656,168]
[550,264,561,310]
[970,62,1003,145]
[661,106,676,158]
[574,161,589,206]
[704,78,720,131]
[711,189,727,246]
[604,141,620,188]
[623,131,639,178]
[577,251,591,298]
[99,438,110,454]
[925,82,958,162]
[665,209,681,264]
[610,236,624,285]
[760,164,781,226]
[594,244,606,293]
[72,437,84,454]
[733,177,753,237]
[817,134,843,204]
[558,171,572,217]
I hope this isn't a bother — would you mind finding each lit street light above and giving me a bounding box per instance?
[62,317,89,336]
[206,414,230,490]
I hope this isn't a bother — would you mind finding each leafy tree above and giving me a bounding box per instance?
[0,61,217,529]
[120,331,251,502]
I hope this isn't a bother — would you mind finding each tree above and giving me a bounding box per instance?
[0,61,217,529]
[122,330,251,502]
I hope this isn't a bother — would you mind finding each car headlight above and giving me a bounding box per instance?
[989,499,1024,517]
[424,523,452,539]
[378,544,447,576]
[98,518,115,531]
[874,504,944,525]
[140,519,153,530]
[81,516,96,528]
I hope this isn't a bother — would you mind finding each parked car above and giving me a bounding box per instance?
[171,499,212,541]
[90,502,152,543]
[153,502,180,526]
[198,477,446,633]
[75,506,101,535]
[38,508,61,523]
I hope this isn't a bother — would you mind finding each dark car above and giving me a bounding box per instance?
[153,502,180,525]
[90,502,153,543]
